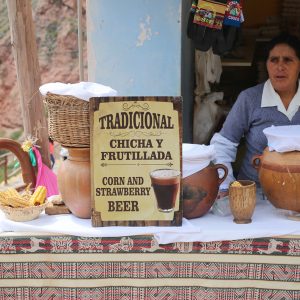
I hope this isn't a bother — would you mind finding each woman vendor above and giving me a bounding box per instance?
[210,33,300,197]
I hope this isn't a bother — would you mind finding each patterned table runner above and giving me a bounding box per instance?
[0,234,299,299]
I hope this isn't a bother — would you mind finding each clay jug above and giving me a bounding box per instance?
[252,147,300,212]
[57,147,91,218]
[182,163,228,219]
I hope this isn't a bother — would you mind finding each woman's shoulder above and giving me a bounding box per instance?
[240,82,265,97]
[239,82,265,100]
[235,82,265,108]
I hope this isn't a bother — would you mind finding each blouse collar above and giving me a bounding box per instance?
[261,79,300,121]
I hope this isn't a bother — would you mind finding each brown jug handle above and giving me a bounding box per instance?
[252,155,262,170]
[214,164,228,185]
[0,138,36,188]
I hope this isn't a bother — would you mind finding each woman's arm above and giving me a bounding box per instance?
[210,132,238,191]
[210,88,254,191]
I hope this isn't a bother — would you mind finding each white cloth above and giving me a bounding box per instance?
[1,198,300,244]
[194,49,222,97]
[206,49,223,84]
[59,147,69,158]
[193,92,224,144]
[261,79,300,121]
[39,82,118,101]
[182,143,216,178]
[210,133,238,189]
[263,125,300,152]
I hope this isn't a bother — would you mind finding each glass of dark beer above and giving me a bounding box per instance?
[150,169,181,212]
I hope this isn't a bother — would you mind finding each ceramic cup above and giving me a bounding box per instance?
[229,180,256,224]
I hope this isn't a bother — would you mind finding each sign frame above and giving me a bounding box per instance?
[90,96,182,227]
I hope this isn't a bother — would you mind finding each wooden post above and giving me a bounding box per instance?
[6,0,50,167]
[77,0,84,81]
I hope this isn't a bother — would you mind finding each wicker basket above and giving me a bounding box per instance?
[44,92,90,147]
[0,202,49,222]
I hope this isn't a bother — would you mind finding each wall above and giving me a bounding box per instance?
[87,0,194,142]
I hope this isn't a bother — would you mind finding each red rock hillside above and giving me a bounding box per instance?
[0,0,87,137]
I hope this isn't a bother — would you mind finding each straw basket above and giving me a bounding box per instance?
[0,202,49,222]
[44,92,90,147]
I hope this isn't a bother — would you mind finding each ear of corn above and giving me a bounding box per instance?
[9,196,30,208]
[29,186,47,206]
[0,185,47,209]
[0,192,11,206]
[0,188,30,208]
[5,188,21,198]
[231,181,242,187]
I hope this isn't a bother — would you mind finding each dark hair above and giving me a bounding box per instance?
[264,33,300,61]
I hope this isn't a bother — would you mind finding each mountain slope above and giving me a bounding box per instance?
[0,0,87,137]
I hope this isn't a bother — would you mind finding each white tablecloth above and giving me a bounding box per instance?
[1,199,300,244]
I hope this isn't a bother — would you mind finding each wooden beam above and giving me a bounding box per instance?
[6,0,50,167]
[77,0,84,81]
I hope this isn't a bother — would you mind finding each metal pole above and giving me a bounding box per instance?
[77,0,84,81]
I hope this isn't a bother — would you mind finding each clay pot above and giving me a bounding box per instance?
[252,147,300,212]
[57,147,91,218]
[229,180,256,224]
[182,163,228,219]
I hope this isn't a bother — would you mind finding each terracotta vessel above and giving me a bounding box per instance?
[182,163,228,219]
[229,180,256,224]
[252,148,300,212]
[57,147,91,218]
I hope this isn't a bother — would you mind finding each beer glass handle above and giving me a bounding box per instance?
[214,164,228,185]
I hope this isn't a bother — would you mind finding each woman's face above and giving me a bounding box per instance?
[267,44,300,95]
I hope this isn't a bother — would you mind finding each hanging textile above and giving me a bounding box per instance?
[212,25,241,55]
[33,147,59,197]
[194,48,223,97]
[187,0,244,55]
[194,0,227,30]
[223,0,243,27]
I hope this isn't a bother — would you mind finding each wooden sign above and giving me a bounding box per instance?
[90,97,182,227]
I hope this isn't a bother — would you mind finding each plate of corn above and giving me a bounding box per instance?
[0,185,48,222]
